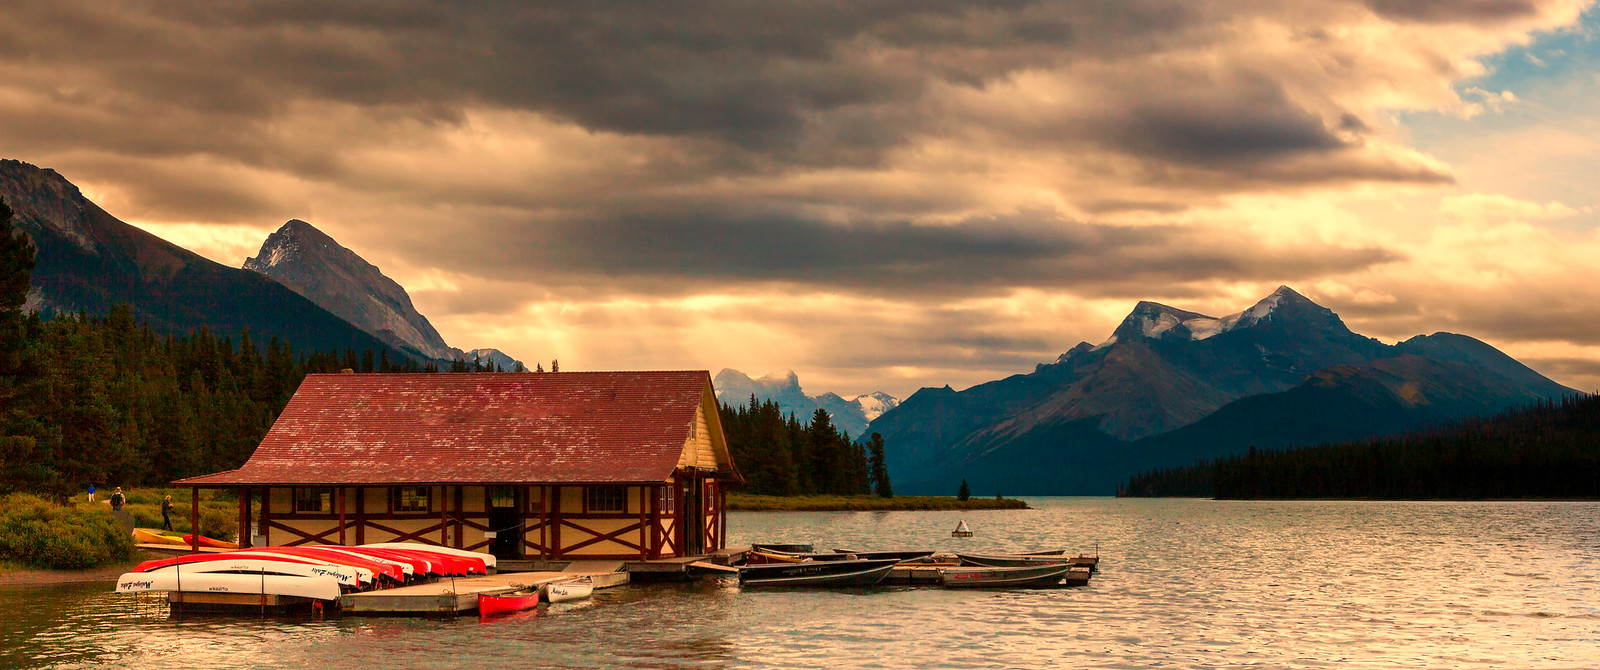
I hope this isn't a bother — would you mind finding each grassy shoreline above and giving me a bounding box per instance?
[726,493,1029,511]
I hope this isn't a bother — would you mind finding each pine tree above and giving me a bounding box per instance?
[957,478,970,501]
[867,432,893,497]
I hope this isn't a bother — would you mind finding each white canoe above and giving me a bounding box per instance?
[214,551,376,585]
[149,558,364,588]
[360,542,497,570]
[541,579,593,603]
[115,571,342,601]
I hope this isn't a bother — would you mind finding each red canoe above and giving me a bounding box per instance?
[247,547,406,582]
[479,588,541,617]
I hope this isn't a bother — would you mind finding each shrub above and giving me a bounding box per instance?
[0,493,136,569]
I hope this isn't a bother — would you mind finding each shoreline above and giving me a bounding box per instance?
[0,563,133,589]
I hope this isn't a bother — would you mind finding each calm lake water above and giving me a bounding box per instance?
[4,498,1598,669]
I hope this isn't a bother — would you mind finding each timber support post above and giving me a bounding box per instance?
[189,487,200,552]
[237,487,251,549]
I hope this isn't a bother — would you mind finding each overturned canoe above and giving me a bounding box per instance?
[146,558,365,588]
[359,542,495,572]
[115,571,342,601]
[740,558,899,587]
[183,534,239,549]
[132,528,188,546]
[134,551,375,586]
[942,564,1071,588]
[542,578,594,603]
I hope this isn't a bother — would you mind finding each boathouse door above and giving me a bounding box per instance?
[683,476,705,555]
[488,486,522,560]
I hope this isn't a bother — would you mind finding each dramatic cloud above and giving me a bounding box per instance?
[0,0,1596,396]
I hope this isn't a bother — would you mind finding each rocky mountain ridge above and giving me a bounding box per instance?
[868,286,1575,495]
[713,368,899,437]
[243,219,521,368]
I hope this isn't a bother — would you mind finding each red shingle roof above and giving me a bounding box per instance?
[176,371,726,486]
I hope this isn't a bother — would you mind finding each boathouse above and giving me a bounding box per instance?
[175,371,740,560]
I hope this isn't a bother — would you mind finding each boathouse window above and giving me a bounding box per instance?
[294,487,332,513]
[586,486,626,513]
[658,486,675,514]
[391,486,431,513]
[489,486,516,508]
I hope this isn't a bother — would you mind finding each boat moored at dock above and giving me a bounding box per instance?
[941,564,1073,588]
[116,571,343,601]
[739,558,901,587]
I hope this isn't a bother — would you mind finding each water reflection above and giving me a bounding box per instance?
[2,499,1598,668]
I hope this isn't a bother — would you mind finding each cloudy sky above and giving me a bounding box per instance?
[4,0,1599,399]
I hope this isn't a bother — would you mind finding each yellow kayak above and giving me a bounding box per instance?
[133,528,189,546]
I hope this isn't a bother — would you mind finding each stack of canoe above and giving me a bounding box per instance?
[114,542,497,605]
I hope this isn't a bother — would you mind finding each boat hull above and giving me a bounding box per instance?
[148,558,363,588]
[115,571,342,601]
[542,580,594,603]
[478,590,540,617]
[956,553,1075,568]
[941,564,1071,588]
[740,558,900,587]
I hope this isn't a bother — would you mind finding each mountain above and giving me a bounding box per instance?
[243,219,521,368]
[0,158,406,358]
[713,368,899,437]
[869,286,1575,495]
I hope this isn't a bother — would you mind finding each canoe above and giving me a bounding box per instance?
[355,546,486,575]
[542,578,594,603]
[133,528,189,546]
[956,553,1076,568]
[245,547,407,583]
[183,534,239,549]
[746,550,814,564]
[751,543,814,554]
[147,558,365,588]
[115,571,342,601]
[830,550,937,562]
[479,588,541,617]
[361,542,496,571]
[740,558,900,587]
[941,564,1072,588]
[134,551,375,586]
[1018,549,1067,556]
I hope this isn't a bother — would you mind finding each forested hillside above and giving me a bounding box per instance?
[719,396,892,497]
[1122,394,1600,499]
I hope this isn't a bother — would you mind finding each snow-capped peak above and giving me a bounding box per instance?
[1100,286,1321,345]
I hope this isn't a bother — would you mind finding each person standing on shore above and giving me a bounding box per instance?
[87,484,95,503]
[109,487,124,512]
[161,495,175,531]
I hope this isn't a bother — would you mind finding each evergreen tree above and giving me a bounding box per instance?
[867,432,893,497]
[957,478,971,501]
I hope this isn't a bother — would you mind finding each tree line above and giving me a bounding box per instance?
[719,396,894,497]
[1121,393,1600,499]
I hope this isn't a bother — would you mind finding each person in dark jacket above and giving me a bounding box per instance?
[109,487,125,512]
[161,495,175,531]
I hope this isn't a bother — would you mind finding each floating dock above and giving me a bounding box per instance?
[340,570,630,615]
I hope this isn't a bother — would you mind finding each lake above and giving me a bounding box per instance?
[4,498,1597,668]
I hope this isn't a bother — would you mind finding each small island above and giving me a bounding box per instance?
[727,492,1028,511]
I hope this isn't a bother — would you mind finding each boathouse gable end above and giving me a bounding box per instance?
[175,371,738,560]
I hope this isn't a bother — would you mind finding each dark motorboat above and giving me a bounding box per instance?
[739,558,900,587]
[941,564,1071,588]
[956,553,1076,568]
[1017,549,1067,556]
[829,549,938,562]
[751,543,815,554]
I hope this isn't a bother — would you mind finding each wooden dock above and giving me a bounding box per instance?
[340,570,629,616]
[498,546,752,579]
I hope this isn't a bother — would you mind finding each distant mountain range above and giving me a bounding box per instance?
[714,368,898,438]
[867,286,1575,495]
[243,219,520,369]
[0,159,404,359]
